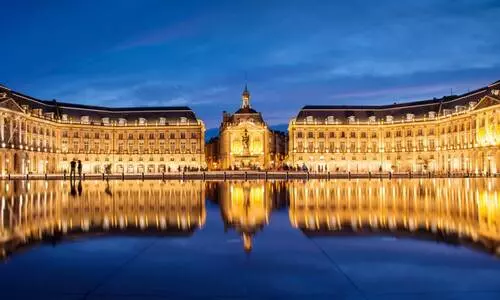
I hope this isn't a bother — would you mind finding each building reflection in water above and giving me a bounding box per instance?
[289,178,500,255]
[0,180,205,259]
[0,178,499,257]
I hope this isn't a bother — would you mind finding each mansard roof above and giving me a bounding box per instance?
[0,85,199,124]
[296,80,500,123]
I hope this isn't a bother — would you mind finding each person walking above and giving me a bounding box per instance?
[70,160,76,179]
[77,160,83,179]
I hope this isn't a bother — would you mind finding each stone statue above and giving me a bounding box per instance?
[242,129,250,154]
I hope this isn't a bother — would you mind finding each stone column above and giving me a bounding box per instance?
[0,113,4,142]
[9,116,13,144]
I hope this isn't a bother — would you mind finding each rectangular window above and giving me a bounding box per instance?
[406,140,412,151]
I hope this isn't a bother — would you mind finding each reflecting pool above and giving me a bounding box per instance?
[0,179,499,299]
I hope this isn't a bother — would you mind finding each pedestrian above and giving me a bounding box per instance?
[77,160,82,179]
[70,160,76,179]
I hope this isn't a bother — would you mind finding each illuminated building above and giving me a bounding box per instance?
[288,179,500,255]
[210,85,287,170]
[0,180,205,258]
[288,81,500,174]
[0,85,206,175]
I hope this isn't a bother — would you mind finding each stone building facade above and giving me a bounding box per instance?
[213,86,287,170]
[288,81,500,174]
[0,85,206,175]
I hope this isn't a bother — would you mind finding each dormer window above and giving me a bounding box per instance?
[81,116,90,124]
[0,92,7,99]
[406,113,414,121]
[180,117,187,123]
[21,105,29,111]
[492,89,499,96]
[118,118,127,125]
[62,114,68,121]
[44,112,54,119]
[443,109,452,116]
[386,115,393,122]
[455,105,466,112]
[468,101,477,108]
[33,108,43,116]
[102,117,110,125]
[139,118,147,125]
[306,116,314,124]
[348,116,356,124]
[326,116,335,124]
[159,117,166,125]
[428,111,436,119]
[368,116,376,123]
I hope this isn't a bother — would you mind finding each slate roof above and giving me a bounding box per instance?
[0,85,199,124]
[296,80,500,123]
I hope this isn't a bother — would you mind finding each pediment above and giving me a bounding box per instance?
[0,98,25,113]
[473,96,500,111]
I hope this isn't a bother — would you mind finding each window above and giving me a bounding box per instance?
[139,133,144,140]
[371,142,377,152]
[191,132,197,139]
[307,132,314,138]
[297,132,303,138]
[105,133,110,139]
[180,132,186,139]
[297,141,303,152]
[350,132,356,138]
[361,142,367,152]
[418,139,424,151]
[385,131,391,138]
[417,129,423,136]
[128,133,133,140]
[371,132,377,138]
[406,130,412,137]
[74,132,79,138]
[308,142,314,152]
[349,142,356,152]
[429,139,435,150]
[170,132,176,139]
[191,142,197,153]
[396,130,401,137]
[329,142,335,152]
[149,133,155,139]
[406,140,412,151]
[159,133,165,139]
[361,132,367,138]
[95,132,100,139]
[340,132,346,138]
[319,142,324,152]
[62,131,68,138]
[396,141,402,152]
[318,132,324,138]
[329,132,335,138]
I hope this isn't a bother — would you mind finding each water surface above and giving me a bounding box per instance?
[0,178,499,299]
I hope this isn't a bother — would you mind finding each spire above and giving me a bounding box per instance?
[241,84,250,109]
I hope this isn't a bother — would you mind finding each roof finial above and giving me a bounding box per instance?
[241,73,250,108]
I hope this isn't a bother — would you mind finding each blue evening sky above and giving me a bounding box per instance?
[1,0,499,129]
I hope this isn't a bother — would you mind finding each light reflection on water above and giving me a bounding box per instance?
[0,178,498,258]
